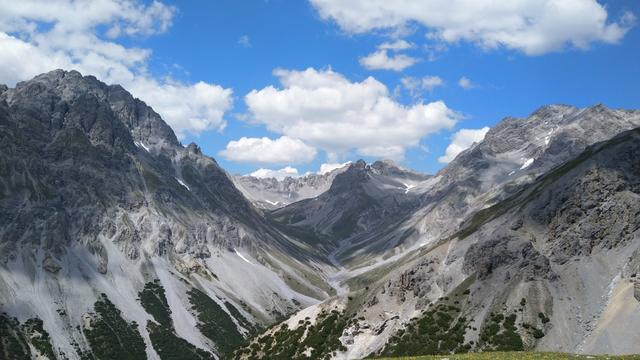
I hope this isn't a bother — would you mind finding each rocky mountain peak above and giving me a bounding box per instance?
[0,69,272,261]
[587,102,609,113]
[530,103,577,119]
[329,160,370,194]
[372,159,432,181]
[2,69,180,150]
[186,142,202,155]
[353,159,367,169]
[450,103,639,173]
[371,159,397,169]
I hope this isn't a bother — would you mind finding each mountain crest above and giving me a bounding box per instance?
[4,69,180,149]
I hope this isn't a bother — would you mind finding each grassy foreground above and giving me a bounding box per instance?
[374,352,640,360]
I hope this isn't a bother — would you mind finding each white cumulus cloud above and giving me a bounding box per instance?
[422,76,445,92]
[0,0,233,139]
[220,136,317,164]
[250,166,300,180]
[438,127,490,163]
[310,0,635,55]
[359,49,419,71]
[244,67,461,161]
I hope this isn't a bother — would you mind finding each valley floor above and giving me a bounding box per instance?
[374,352,640,360]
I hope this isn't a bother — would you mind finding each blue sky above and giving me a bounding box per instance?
[1,0,639,176]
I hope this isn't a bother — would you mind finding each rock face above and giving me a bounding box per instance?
[0,70,256,257]
[0,70,335,359]
[232,165,348,209]
[406,104,640,252]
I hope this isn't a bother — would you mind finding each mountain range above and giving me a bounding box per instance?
[0,70,638,359]
[232,166,348,210]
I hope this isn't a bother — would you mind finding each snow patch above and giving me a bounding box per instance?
[401,183,415,194]
[134,141,151,152]
[234,248,253,265]
[264,200,280,206]
[520,158,534,170]
[175,178,191,191]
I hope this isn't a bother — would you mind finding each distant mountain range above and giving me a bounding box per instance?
[1,70,639,359]
[232,165,349,210]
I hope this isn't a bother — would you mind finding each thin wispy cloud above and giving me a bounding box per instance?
[238,34,252,48]
[458,76,475,90]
